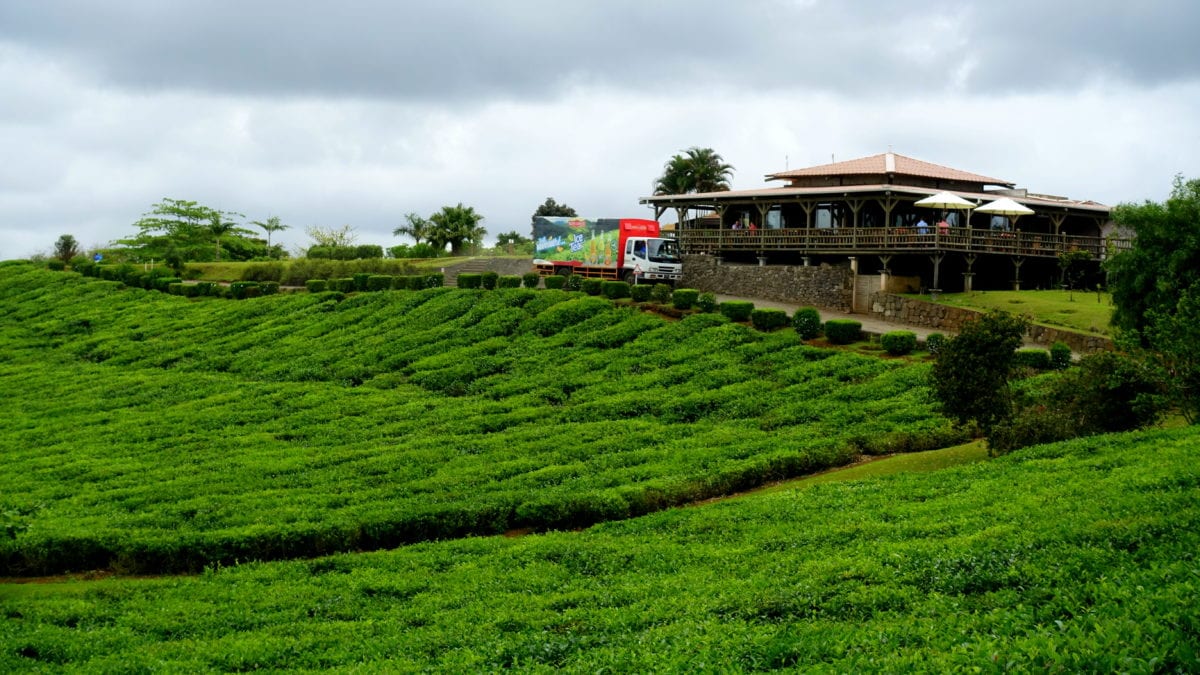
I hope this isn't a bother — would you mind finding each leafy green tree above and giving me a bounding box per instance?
[207,211,250,262]
[305,225,358,248]
[533,197,578,217]
[428,203,486,256]
[393,213,434,245]
[654,147,734,195]
[1106,175,1200,333]
[1057,249,1092,300]
[930,310,1028,435]
[251,216,290,249]
[1144,284,1200,423]
[496,230,532,255]
[53,234,80,263]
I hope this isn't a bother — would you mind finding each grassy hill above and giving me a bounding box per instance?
[916,289,1114,336]
[0,264,960,575]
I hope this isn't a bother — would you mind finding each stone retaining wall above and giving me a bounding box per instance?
[681,255,853,311]
[868,292,1113,353]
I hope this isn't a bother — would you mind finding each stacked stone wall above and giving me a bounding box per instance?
[681,255,853,311]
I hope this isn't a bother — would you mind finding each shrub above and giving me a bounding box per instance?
[259,281,280,296]
[792,307,822,339]
[72,260,97,277]
[630,284,652,302]
[424,273,444,288]
[306,279,328,293]
[408,275,430,291]
[522,272,541,289]
[457,273,482,289]
[364,275,391,292]
[479,271,499,290]
[497,275,522,289]
[332,278,356,293]
[1014,349,1052,371]
[881,330,917,356]
[581,278,603,296]
[824,319,863,345]
[925,332,947,356]
[721,301,756,322]
[650,283,672,304]
[1050,342,1072,369]
[229,281,261,300]
[601,281,631,299]
[355,244,384,260]
[696,292,718,313]
[931,311,1028,434]
[352,273,372,291]
[241,262,284,282]
[564,274,583,291]
[152,276,182,292]
[544,275,566,290]
[194,282,217,297]
[167,282,185,296]
[672,288,699,310]
[749,308,788,331]
[388,243,442,259]
[46,259,66,271]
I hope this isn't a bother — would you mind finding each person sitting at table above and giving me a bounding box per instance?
[936,218,950,234]
[916,218,930,235]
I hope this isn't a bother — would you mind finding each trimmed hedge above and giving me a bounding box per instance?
[544,275,566,290]
[696,292,717,313]
[259,281,280,296]
[306,279,328,293]
[630,284,652,302]
[229,281,261,300]
[749,308,788,331]
[1014,348,1052,370]
[457,273,482,289]
[925,332,947,356]
[581,278,603,296]
[672,288,699,310]
[792,307,822,339]
[564,275,583,292]
[480,271,499,290]
[721,301,756,322]
[1050,342,1072,369]
[425,273,444,288]
[352,273,371,292]
[522,272,541,289]
[601,281,631,299]
[497,275,522,289]
[47,259,66,271]
[650,283,673,304]
[366,275,393,292]
[332,278,356,293]
[881,330,917,356]
[824,319,863,345]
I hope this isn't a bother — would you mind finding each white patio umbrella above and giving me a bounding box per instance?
[914,191,975,227]
[975,197,1034,230]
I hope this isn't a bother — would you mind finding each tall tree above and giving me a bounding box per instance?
[1106,175,1200,333]
[393,213,434,245]
[124,198,218,261]
[930,310,1028,436]
[428,203,486,256]
[654,147,734,195]
[207,211,249,262]
[251,216,290,249]
[53,234,80,263]
[305,225,358,248]
[533,197,578,217]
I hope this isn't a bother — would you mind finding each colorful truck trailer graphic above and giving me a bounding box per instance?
[532,217,682,283]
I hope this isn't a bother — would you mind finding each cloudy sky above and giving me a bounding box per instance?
[2,0,1198,258]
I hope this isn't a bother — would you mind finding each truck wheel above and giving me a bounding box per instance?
[623,271,637,285]
[555,266,572,277]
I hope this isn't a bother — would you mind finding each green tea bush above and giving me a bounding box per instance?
[306,279,328,293]
[581,278,603,296]
[543,275,566,290]
[721,301,756,322]
[792,307,822,339]
[408,275,429,291]
[1050,341,1072,369]
[46,259,66,271]
[481,271,499,290]
[153,276,182,292]
[925,332,947,355]
[672,288,699,310]
[650,283,672,304]
[241,262,284,282]
[749,308,788,330]
[696,292,717,313]
[522,272,541,289]
[366,275,393,292]
[457,273,482,289]
[332,278,356,293]
[352,273,372,292]
[167,282,185,296]
[881,330,917,356]
[824,319,862,344]
[1014,348,1052,370]
[229,281,261,300]
[564,274,583,291]
[630,284,652,302]
[425,273,444,288]
[601,281,631,299]
[356,245,384,259]
[497,275,522,289]
[194,282,217,297]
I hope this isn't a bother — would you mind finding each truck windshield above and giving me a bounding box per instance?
[647,239,680,263]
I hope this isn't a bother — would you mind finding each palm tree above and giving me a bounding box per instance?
[393,212,435,245]
[653,147,734,195]
[428,203,486,256]
[207,211,245,262]
[251,216,290,249]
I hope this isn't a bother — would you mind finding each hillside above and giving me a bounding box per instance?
[0,264,961,575]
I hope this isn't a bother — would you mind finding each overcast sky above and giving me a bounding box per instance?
[2,0,1198,258]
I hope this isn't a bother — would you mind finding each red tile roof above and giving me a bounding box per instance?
[766,152,1013,187]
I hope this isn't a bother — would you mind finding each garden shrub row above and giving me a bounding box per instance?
[306,244,385,260]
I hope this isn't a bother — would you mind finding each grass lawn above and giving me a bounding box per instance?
[910,289,1114,335]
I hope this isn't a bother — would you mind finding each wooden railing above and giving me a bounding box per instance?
[677,227,1130,260]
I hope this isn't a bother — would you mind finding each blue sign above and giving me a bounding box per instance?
[93,253,103,262]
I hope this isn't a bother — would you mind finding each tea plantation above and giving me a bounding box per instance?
[2,262,1196,670]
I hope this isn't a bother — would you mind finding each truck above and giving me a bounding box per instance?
[532,216,682,284]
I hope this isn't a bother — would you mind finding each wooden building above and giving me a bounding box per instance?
[640,152,1126,293]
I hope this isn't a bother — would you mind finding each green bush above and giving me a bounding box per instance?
[881,330,917,356]
[721,301,756,322]
[544,275,566,290]
[167,282,185,296]
[352,273,372,292]
[792,307,822,339]
[601,281,631,299]
[824,319,863,345]
[241,262,284,282]
[925,332,947,355]
[332,278,356,293]
[306,279,328,293]
[194,282,217,297]
[581,278,603,296]
[497,275,522,289]
[457,273,482,289]
[672,288,699,310]
[366,275,393,292]
[1050,342,1072,369]
[564,274,583,292]
[481,271,499,290]
[46,259,66,271]
[650,283,673,304]
[1014,349,1052,371]
[259,281,280,296]
[696,292,717,313]
[152,276,182,292]
[630,284,652,302]
[407,275,429,291]
[229,281,261,300]
[522,272,541,289]
[749,308,788,330]
[355,245,384,260]
[424,273,444,288]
